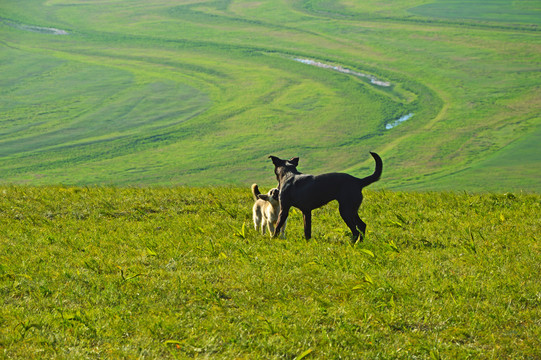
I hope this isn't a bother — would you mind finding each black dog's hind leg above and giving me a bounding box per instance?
[356,215,367,236]
[339,204,362,242]
[355,215,367,243]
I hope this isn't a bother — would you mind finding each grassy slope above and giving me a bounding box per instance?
[0,0,540,191]
[0,186,539,358]
[409,0,541,25]
[402,125,541,192]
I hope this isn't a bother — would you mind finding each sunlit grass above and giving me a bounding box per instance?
[1,186,539,358]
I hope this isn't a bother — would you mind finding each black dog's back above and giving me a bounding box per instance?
[287,172,361,211]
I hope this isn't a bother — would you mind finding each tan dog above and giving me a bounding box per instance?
[251,184,286,238]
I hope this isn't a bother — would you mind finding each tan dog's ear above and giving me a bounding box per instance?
[258,194,270,201]
[289,157,299,167]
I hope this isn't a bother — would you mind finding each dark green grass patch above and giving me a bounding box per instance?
[409,0,541,26]
[1,186,539,358]
[400,125,541,192]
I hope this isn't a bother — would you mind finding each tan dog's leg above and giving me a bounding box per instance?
[267,221,275,237]
[253,205,264,234]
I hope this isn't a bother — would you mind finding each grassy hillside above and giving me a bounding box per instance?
[0,0,540,191]
[1,186,539,358]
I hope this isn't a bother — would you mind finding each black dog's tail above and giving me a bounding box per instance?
[251,184,261,201]
[359,152,382,187]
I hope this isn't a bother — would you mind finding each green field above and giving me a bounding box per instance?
[1,2,540,358]
[1,0,539,191]
[1,186,539,358]
[409,0,541,25]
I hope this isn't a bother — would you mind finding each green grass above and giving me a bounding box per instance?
[0,0,540,191]
[1,186,539,358]
[409,0,541,26]
[1,5,539,358]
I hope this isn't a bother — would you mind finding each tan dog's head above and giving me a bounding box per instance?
[258,188,279,205]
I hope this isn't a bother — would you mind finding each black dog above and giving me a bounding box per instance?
[269,152,382,242]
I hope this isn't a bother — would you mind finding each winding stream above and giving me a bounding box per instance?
[294,58,391,87]
[386,113,414,130]
[2,19,69,35]
[292,57,414,129]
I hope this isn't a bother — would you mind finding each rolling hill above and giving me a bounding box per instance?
[1,0,539,191]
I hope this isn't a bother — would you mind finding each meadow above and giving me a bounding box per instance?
[1,1,540,358]
[1,186,539,358]
[1,0,540,191]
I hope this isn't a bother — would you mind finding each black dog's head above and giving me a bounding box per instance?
[269,156,300,184]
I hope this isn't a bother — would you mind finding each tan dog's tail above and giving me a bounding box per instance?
[251,184,261,201]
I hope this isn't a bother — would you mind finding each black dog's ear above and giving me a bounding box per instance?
[289,157,299,167]
[269,155,284,167]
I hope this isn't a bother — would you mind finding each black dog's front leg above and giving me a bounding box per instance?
[303,211,312,240]
[273,206,290,238]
